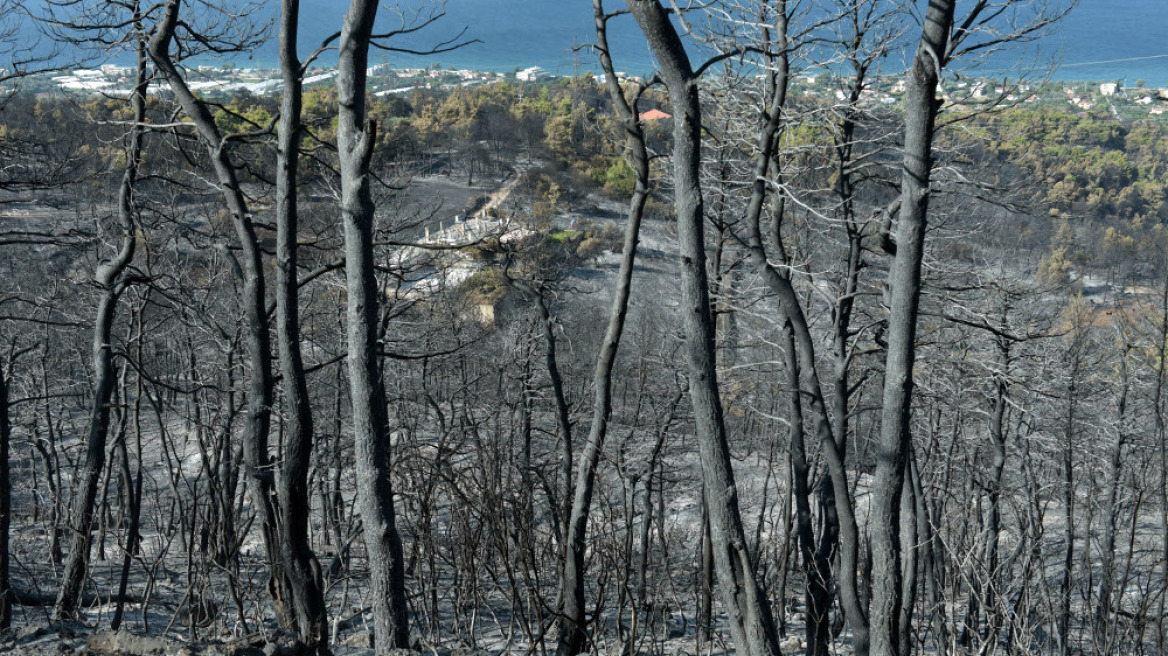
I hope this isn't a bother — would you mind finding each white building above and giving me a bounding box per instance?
[100,64,133,77]
[516,66,549,82]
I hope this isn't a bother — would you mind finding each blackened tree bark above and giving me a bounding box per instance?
[555,3,652,653]
[108,30,150,632]
[732,4,870,652]
[626,3,781,656]
[782,319,830,656]
[870,3,955,656]
[146,0,287,627]
[1094,335,1130,653]
[0,6,49,625]
[336,0,410,649]
[275,0,329,650]
[146,0,317,634]
[523,286,572,533]
[53,18,144,614]
[111,295,146,632]
[502,276,572,548]
[0,353,10,629]
[1058,325,1084,656]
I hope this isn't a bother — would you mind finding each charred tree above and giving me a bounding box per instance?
[53,19,144,616]
[274,0,329,650]
[555,3,653,653]
[625,3,782,655]
[869,3,954,656]
[336,0,410,648]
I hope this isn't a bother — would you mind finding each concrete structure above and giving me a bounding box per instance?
[516,66,549,82]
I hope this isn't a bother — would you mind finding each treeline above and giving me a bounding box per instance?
[14,70,1168,291]
[987,108,1168,284]
[0,76,662,203]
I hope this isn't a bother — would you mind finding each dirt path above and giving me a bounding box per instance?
[476,163,528,218]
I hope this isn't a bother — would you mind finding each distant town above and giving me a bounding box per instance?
[7,61,1168,122]
[21,63,551,97]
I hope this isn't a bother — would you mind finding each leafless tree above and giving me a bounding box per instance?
[335,0,410,648]
[274,0,329,650]
[623,3,784,656]
[53,7,146,616]
[554,3,655,654]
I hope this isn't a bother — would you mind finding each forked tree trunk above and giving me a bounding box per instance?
[625,4,781,656]
[336,0,410,649]
[54,21,144,616]
[146,0,289,628]
[731,4,870,651]
[556,4,652,655]
[276,0,329,651]
[870,3,955,656]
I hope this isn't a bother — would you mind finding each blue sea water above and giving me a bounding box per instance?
[21,0,1168,85]
[289,0,654,74]
[1041,0,1168,85]
[293,0,1168,85]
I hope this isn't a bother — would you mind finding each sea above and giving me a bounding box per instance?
[292,0,1168,85]
[28,0,1168,85]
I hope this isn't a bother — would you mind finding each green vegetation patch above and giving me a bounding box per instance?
[550,229,581,242]
[459,266,509,305]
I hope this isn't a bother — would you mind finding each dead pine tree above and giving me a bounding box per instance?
[334,0,474,650]
[53,12,145,615]
[143,0,331,642]
[624,3,783,656]
[274,0,329,650]
[554,3,654,653]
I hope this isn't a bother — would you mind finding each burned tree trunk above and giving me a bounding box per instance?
[336,0,410,649]
[275,0,329,650]
[54,23,145,616]
[625,3,782,656]
[870,3,954,656]
[555,4,652,654]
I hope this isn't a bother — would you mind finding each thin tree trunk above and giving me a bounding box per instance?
[112,296,146,631]
[1095,343,1128,652]
[733,6,870,649]
[336,0,410,648]
[275,0,329,650]
[784,319,831,656]
[982,334,1008,651]
[1060,352,1080,656]
[626,4,781,656]
[525,290,572,540]
[36,365,62,566]
[54,24,144,615]
[555,4,652,654]
[146,0,285,626]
